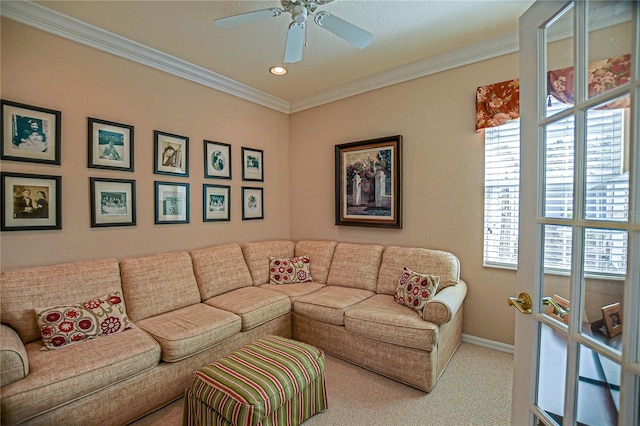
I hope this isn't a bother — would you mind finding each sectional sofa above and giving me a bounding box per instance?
[0,240,467,425]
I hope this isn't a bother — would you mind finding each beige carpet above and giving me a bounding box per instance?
[131,342,513,426]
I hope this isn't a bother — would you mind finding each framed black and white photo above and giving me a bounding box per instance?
[203,184,230,222]
[242,186,263,220]
[88,118,134,171]
[1,172,61,231]
[335,135,402,228]
[1,100,61,165]
[154,130,189,177]
[242,147,263,181]
[155,181,189,224]
[90,177,136,227]
[204,140,231,179]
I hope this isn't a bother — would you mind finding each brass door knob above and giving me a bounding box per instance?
[508,292,532,314]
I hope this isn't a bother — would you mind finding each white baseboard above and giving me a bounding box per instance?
[462,334,514,354]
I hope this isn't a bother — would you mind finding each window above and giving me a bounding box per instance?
[483,105,628,276]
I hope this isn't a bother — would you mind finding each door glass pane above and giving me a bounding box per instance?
[544,116,575,218]
[576,343,620,425]
[587,1,633,101]
[537,323,567,423]
[546,4,574,117]
[542,224,572,324]
[585,96,630,222]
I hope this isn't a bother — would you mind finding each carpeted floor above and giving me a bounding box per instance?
[131,342,513,426]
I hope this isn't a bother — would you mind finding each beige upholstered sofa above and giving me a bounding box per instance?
[0,240,467,425]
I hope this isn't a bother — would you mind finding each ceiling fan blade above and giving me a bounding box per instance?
[284,22,305,63]
[314,12,372,49]
[215,8,283,29]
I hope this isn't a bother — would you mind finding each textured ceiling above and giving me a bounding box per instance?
[34,1,534,104]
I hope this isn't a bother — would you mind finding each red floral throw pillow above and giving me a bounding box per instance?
[36,292,134,350]
[394,267,440,313]
[269,256,313,284]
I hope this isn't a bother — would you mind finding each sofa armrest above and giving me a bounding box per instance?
[422,279,467,325]
[1,324,29,387]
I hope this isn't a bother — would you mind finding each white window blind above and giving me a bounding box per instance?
[483,106,628,276]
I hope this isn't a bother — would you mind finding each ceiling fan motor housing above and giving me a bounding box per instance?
[292,5,308,23]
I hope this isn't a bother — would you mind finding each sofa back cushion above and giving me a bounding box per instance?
[294,240,337,284]
[0,258,122,344]
[377,246,460,296]
[119,251,201,321]
[242,240,294,285]
[190,243,253,300]
[326,243,384,292]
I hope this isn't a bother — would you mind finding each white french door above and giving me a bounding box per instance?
[513,1,639,425]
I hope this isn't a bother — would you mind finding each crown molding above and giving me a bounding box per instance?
[2,1,519,115]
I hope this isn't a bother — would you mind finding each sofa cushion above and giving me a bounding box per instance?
[135,303,241,362]
[204,287,291,331]
[345,294,438,351]
[119,251,201,321]
[0,327,160,425]
[294,286,374,326]
[259,282,326,303]
[36,291,134,350]
[326,243,384,292]
[1,258,122,344]
[190,243,253,300]
[269,256,313,284]
[394,268,439,313]
[294,240,337,284]
[377,246,460,295]
[242,240,295,285]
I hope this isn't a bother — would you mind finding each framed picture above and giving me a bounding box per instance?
[1,172,61,231]
[242,147,264,181]
[335,135,402,228]
[1,99,61,164]
[88,117,134,171]
[90,177,136,227]
[154,130,189,177]
[203,184,230,222]
[155,181,189,224]
[242,187,263,220]
[204,140,231,179]
[602,302,622,337]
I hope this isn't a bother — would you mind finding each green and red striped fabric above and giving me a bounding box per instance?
[186,336,327,426]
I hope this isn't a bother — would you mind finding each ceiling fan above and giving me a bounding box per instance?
[214,0,373,64]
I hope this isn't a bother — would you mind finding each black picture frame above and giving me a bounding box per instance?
[1,172,62,231]
[88,117,134,171]
[154,130,189,177]
[204,140,232,179]
[335,135,402,228]
[242,186,263,220]
[1,99,61,165]
[90,177,136,227]
[242,147,264,181]
[203,184,231,222]
[155,181,190,224]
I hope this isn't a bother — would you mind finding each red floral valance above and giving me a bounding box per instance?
[475,53,631,132]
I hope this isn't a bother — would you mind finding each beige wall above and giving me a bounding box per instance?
[289,54,521,345]
[1,19,290,269]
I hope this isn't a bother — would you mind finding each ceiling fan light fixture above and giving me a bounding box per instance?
[269,66,288,76]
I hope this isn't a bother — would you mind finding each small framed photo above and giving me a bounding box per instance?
[1,99,61,165]
[203,184,230,222]
[88,117,134,171]
[601,302,622,337]
[204,140,231,179]
[242,147,264,181]
[154,130,189,177]
[155,181,189,224]
[90,177,136,227]
[1,172,61,231]
[242,187,263,220]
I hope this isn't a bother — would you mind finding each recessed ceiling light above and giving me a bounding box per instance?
[269,66,288,76]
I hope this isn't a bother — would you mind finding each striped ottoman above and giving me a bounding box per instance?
[184,336,327,426]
